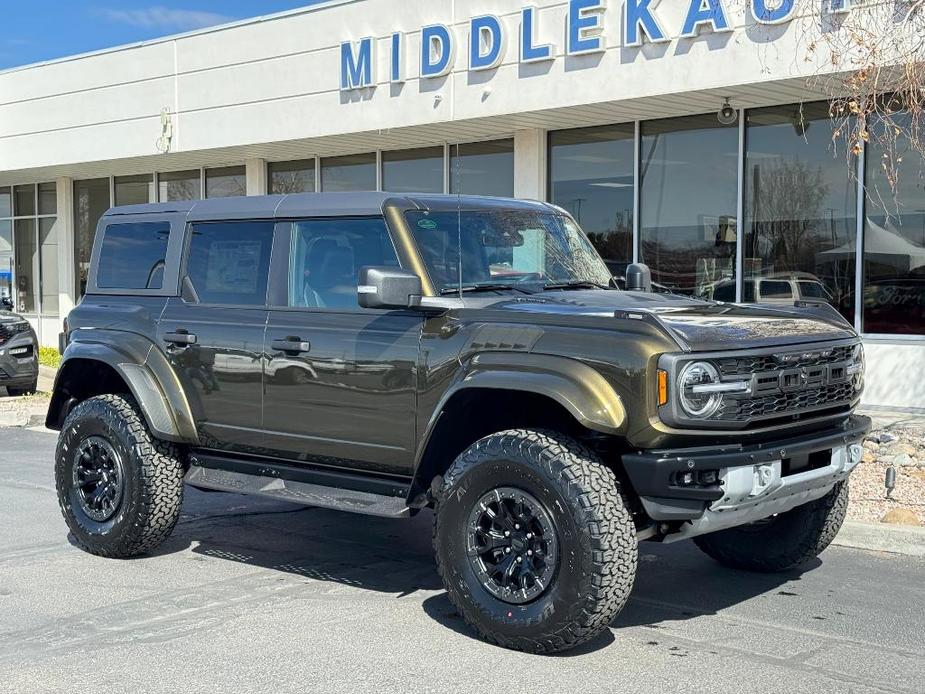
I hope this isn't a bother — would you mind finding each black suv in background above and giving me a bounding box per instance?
[47,192,869,653]
[1,306,39,396]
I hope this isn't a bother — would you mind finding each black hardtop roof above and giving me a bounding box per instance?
[103,192,555,221]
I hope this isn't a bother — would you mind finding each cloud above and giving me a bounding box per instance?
[99,6,235,32]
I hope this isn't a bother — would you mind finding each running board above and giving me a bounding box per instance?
[185,462,413,519]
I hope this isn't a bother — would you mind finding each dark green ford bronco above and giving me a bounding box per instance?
[47,192,869,653]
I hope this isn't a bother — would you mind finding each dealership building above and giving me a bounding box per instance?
[1,0,922,409]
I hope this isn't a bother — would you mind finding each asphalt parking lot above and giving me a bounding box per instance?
[1,426,923,693]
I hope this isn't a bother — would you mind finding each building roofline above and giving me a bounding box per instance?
[0,0,360,77]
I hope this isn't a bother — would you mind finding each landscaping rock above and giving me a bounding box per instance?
[881,508,921,526]
[892,453,916,467]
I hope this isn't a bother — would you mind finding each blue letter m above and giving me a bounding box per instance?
[341,38,374,90]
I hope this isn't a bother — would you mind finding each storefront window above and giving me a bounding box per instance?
[382,147,445,193]
[640,115,738,295]
[114,175,154,206]
[159,170,201,201]
[74,178,111,296]
[449,139,514,198]
[0,221,11,307]
[38,183,56,216]
[205,166,247,198]
[14,185,36,217]
[269,159,316,194]
[863,113,925,334]
[0,188,11,218]
[549,125,634,277]
[14,219,38,314]
[39,218,59,316]
[321,154,377,192]
[744,103,857,322]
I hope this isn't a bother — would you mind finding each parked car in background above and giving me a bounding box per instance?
[706,273,835,305]
[0,308,39,396]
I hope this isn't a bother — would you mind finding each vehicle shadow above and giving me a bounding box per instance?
[129,489,822,655]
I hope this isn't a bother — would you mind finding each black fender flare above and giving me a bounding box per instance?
[46,330,199,444]
[410,352,627,495]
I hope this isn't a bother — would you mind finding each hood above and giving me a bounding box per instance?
[485,290,856,352]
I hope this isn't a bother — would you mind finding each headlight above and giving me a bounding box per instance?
[678,361,723,418]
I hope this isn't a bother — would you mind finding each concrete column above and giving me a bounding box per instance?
[514,128,547,201]
[55,177,77,319]
[246,158,267,196]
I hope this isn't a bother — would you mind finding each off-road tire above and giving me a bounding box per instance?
[693,481,849,573]
[55,394,185,558]
[433,429,637,654]
[6,379,38,397]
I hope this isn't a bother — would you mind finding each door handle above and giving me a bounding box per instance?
[164,331,197,346]
[271,337,311,354]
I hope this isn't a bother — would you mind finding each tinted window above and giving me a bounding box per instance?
[711,282,736,302]
[760,280,793,299]
[288,217,398,309]
[270,159,316,194]
[798,281,829,299]
[449,140,514,197]
[321,154,377,192]
[97,222,170,290]
[187,221,274,305]
[382,147,445,193]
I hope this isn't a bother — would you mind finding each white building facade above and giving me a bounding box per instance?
[0,0,922,409]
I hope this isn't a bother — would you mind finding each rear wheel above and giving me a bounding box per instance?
[55,394,185,558]
[693,481,848,573]
[433,429,637,654]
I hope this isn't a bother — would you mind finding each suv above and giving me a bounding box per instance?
[47,193,869,654]
[1,307,39,396]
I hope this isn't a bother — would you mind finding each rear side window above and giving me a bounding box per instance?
[97,222,170,289]
[186,221,274,306]
[760,280,793,299]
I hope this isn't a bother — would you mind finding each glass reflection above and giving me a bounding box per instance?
[382,147,444,193]
[863,112,925,334]
[744,103,857,321]
[321,154,377,192]
[449,139,514,198]
[270,159,316,194]
[640,115,738,295]
[549,125,634,277]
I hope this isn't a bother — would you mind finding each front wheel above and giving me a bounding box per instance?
[693,481,849,573]
[433,429,637,654]
[55,394,185,558]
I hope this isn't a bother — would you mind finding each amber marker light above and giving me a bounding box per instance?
[657,369,669,407]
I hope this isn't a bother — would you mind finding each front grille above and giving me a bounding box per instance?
[715,343,859,425]
[718,382,855,421]
[717,345,854,377]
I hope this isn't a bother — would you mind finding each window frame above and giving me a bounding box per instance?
[267,215,404,313]
[86,212,186,297]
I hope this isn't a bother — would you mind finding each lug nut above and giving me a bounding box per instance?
[516,556,522,563]
[514,524,520,530]
[526,533,533,539]
[504,530,511,537]
[505,547,511,554]
[527,550,533,556]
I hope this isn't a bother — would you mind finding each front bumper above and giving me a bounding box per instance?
[623,415,871,533]
[0,332,39,387]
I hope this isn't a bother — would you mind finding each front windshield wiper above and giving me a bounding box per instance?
[439,283,533,295]
[542,280,612,291]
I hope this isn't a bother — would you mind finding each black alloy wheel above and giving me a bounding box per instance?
[71,436,125,523]
[465,486,559,605]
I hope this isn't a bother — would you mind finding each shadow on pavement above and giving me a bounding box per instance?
[76,487,822,654]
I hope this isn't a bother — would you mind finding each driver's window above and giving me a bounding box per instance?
[288,217,399,309]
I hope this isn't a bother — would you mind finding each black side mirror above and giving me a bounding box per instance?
[358,267,423,310]
[625,263,653,292]
[0,297,12,311]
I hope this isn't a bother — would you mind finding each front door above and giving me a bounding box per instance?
[157,219,275,454]
[262,217,423,475]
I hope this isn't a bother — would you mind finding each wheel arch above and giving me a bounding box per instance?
[408,353,628,505]
[46,332,198,444]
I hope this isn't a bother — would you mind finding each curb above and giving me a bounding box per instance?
[833,520,925,557]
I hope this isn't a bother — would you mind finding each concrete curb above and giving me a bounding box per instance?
[833,520,925,557]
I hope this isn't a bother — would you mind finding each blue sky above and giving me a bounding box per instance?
[0,2,329,70]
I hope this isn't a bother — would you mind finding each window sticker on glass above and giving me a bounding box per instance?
[418,218,438,230]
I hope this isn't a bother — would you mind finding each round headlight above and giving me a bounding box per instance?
[678,361,723,419]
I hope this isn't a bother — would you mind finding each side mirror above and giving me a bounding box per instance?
[625,263,653,292]
[358,267,423,310]
[0,296,12,311]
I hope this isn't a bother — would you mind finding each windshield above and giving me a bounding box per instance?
[405,210,612,293]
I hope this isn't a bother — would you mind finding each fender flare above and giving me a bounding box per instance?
[47,330,199,444]
[413,352,627,477]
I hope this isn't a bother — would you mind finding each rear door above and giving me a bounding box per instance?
[157,219,275,454]
[262,216,423,475]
